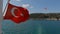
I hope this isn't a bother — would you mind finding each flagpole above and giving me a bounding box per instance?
[3,0,10,16]
[0,0,3,34]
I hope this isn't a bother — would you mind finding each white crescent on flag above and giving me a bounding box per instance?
[4,3,30,24]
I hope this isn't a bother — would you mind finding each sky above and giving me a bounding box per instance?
[3,0,60,14]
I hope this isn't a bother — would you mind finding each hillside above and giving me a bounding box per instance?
[30,13,60,20]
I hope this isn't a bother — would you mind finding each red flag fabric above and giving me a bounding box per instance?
[4,3,30,24]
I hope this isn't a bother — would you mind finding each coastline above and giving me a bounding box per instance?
[30,18,60,20]
[30,13,60,20]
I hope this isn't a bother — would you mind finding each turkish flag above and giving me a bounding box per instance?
[4,3,30,24]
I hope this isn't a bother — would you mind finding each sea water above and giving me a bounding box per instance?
[2,19,60,34]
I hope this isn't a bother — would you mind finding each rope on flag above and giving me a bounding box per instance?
[4,3,30,24]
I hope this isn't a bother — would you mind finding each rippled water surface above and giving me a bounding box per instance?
[2,19,60,34]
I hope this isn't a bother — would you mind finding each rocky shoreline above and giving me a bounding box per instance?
[30,13,60,20]
[30,18,60,20]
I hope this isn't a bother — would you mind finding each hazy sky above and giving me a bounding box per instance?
[3,0,60,14]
